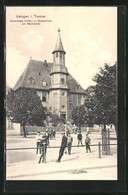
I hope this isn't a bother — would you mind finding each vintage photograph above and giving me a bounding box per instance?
[6,6,117,180]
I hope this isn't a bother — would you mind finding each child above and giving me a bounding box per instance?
[67,133,73,155]
[77,131,83,146]
[38,134,48,163]
[85,134,91,153]
[36,131,41,154]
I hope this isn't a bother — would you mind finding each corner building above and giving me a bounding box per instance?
[14,30,86,120]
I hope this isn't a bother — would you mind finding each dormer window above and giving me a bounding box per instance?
[42,81,46,86]
[76,84,80,89]
[68,83,70,87]
[32,79,35,84]
[41,80,47,87]
[27,77,35,85]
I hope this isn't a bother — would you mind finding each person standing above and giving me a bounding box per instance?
[45,129,50,146]
[67,132,73,155]
[52,129,56,140]
[38,134,48,163]
[77,131,83,147]
[36,131,41,154]
[85,134,91,153]
[57,132,67,162]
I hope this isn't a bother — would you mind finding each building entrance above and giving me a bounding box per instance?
[60,113,66,120]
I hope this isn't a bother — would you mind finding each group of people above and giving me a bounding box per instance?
[57,132,73,162]
[77,131,91,153]
[36,129,56,163]
[36,129,91,164]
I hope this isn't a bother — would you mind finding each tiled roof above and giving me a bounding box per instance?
[14,59,85,94]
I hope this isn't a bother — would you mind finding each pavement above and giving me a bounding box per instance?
[6,130,117,180]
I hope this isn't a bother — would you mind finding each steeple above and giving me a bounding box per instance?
[52,29,66,54]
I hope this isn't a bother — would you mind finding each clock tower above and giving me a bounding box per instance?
[49,29,69,120]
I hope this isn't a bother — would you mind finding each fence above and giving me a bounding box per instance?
[6,142,117,163]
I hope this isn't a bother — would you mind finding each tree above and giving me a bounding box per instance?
[72,105,86,129]
[84,85,97,126]
[84,63,117,132]
[50,113,60,126]
[6,88,47,137]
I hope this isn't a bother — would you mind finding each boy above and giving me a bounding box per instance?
[36,131,41,154]
[67,132,73,155]
[85,134,91,153]
[38,134,48,163]
[77,131,83,146]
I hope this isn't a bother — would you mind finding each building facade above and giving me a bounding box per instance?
[14,30,86,120]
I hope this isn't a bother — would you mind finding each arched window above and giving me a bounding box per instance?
[62,105,65,109]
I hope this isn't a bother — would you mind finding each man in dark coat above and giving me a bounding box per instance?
[38,134,48,163]
[77,131,83,146]
[57,132,67,162]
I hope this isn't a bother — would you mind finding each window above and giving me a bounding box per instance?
[42,81,46,86]
[69,96,72,109]
[78,95,81,105]
[27,77,35,85]
[76,84,80,90]
[27,79,31,85]
[32,79,35,84]
[42,92,46,102]
[61,78,65,84]
[61,92,65,96]
[68,83,70,87]
[62,105,65,109]
[60,52,62,58]
[41,80,47,87]
[56,52,58,57]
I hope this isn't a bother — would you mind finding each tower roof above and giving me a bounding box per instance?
[52,29,66,54]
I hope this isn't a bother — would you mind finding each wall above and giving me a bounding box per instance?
[20,125,46,135]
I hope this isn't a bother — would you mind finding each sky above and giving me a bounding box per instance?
[6,7,117,89]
